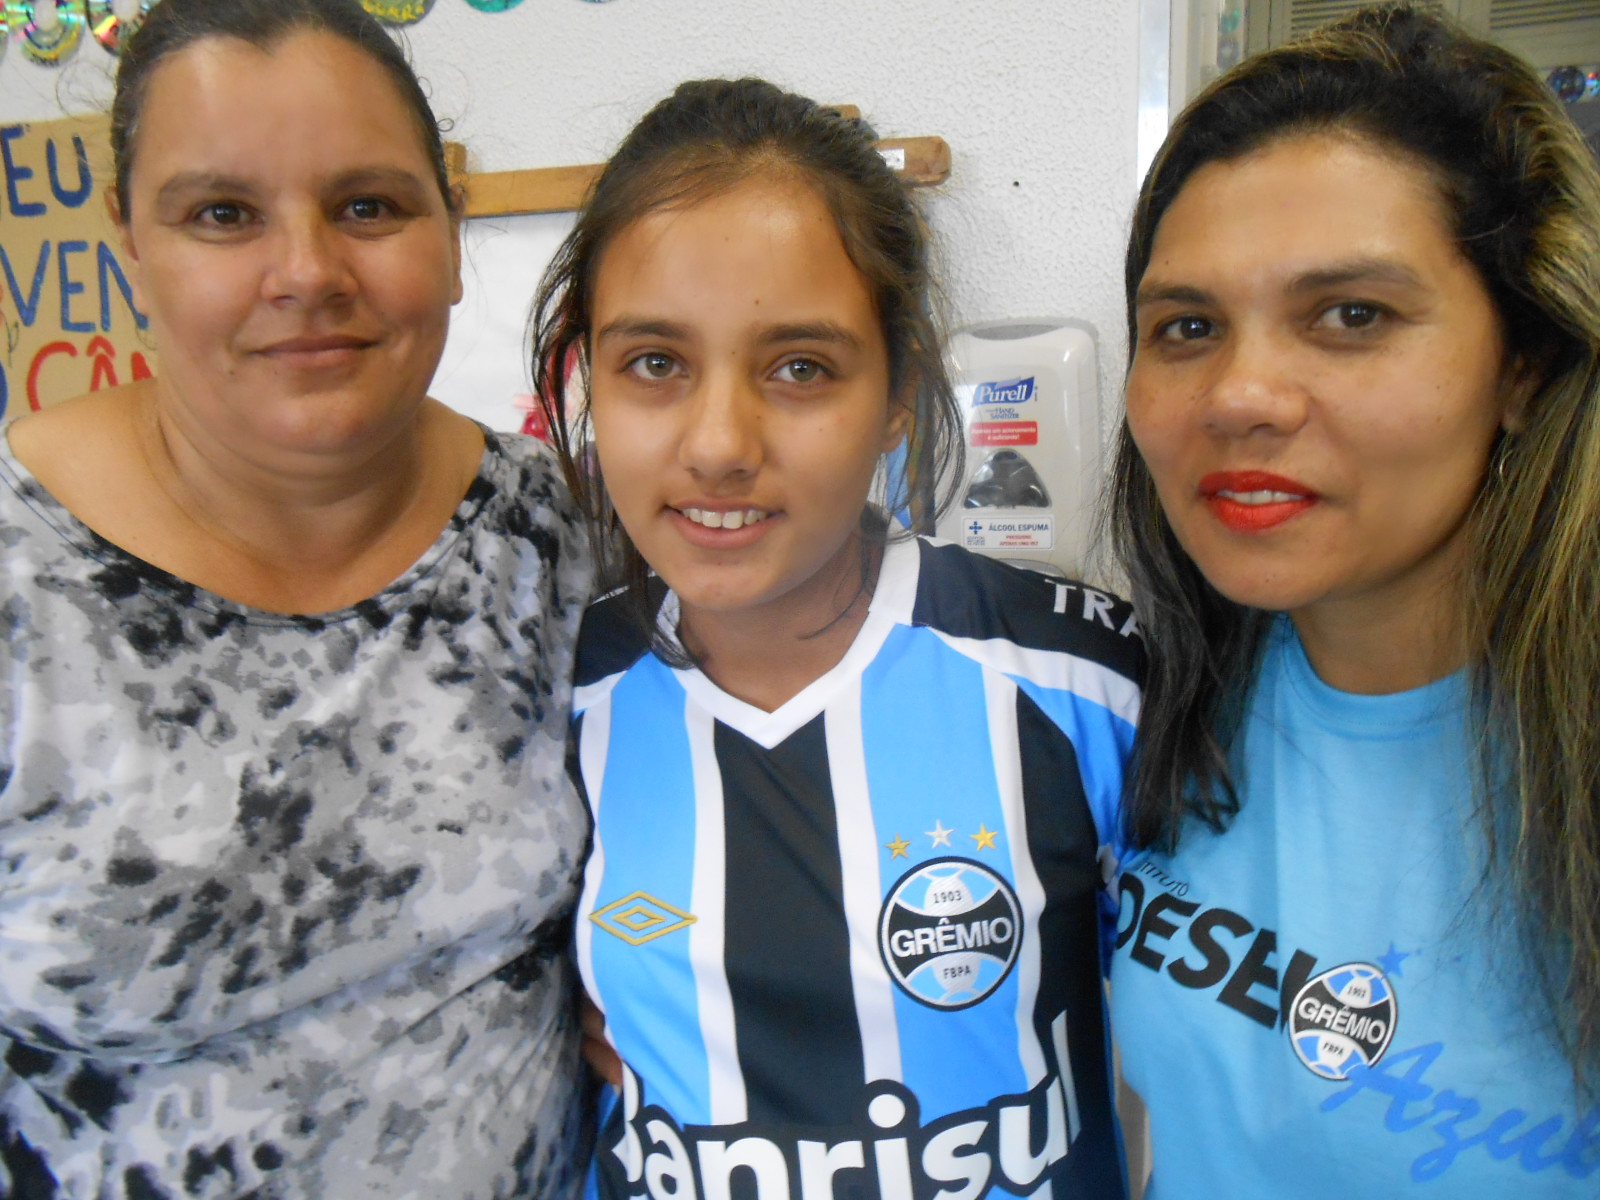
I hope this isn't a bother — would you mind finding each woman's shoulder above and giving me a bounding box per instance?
[6,386,147,510]
[475,428,578,512]
[466,429,594,619]
[468,429,587,549]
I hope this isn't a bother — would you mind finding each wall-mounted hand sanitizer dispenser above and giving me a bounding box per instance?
[936,320,1101,578]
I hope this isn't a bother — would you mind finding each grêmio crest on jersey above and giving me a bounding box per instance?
[879,856,1022,1009]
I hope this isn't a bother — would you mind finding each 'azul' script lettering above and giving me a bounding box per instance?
[1322,1041,1600,1183]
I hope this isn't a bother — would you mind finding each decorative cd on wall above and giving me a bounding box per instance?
[7,0,86,66]
[0,0,621,67]
[1548,64,1600,165]
[86,0,155,53]
[1549,64,1589,103]
[360,0,437,24]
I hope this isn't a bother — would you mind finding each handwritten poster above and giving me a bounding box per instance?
[0,113,152,424]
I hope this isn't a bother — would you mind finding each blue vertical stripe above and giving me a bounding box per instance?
[589,658,715,1124]
[860,626,1033,1119]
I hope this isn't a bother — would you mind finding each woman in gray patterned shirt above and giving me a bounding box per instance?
[0,1,592,1196]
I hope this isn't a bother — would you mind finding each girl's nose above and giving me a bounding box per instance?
[678,371,764,480]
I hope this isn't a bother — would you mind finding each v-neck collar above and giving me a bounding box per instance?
[663,537,923,749]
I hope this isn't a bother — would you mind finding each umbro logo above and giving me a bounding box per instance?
[591,891,697,945]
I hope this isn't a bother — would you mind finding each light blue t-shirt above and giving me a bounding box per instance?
[1111,619,1597,1198]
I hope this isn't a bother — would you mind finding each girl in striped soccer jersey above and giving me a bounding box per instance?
[532,78,1143,1200]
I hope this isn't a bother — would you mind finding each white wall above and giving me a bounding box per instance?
[0,0,1144,427]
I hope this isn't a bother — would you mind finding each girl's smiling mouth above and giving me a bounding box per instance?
[676,506,773,530]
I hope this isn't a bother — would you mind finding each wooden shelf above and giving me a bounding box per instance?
[446,106,950,218]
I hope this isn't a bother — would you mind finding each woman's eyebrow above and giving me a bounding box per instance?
[153,166,432,206]
[1288,259,1425,292]
[1133,283,1214,308]
[154,172,255,205]
[326,165,432,196]
[1135,261,1427,308]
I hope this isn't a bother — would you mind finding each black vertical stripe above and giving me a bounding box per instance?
[717,715,864,1124]
[1015,689,1128,1194]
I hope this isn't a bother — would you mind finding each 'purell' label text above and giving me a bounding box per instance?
[973,377,1036,406]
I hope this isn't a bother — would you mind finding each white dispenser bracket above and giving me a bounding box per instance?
[936,320,1102,578]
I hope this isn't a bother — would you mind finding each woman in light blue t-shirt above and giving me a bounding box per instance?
[1107,5,1600,1198]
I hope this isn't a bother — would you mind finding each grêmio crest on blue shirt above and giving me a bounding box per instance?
[598,1027,1084,1200]
[1117,862,1600,1184]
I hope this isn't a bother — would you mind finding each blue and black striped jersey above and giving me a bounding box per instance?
[574,537,1142,1200]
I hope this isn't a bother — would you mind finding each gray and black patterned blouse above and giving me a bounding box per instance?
[0,428,593,1200]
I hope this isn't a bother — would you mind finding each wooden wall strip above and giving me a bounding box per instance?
[463,163,604,219]
[450,134,951,219]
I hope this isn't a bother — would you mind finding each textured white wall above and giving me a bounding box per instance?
[0,0,1143,424]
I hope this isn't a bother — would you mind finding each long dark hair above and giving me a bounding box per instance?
[1112,4,1600,1081]
[531,77,963,653]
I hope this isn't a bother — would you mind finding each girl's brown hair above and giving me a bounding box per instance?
[531,77,963,653]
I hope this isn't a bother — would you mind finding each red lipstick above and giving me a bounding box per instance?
[1198,470,1317,533]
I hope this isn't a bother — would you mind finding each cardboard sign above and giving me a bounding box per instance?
[0,113,153,424]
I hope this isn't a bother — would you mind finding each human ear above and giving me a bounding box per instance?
[448,183,466,306]
[883,376,916,453]
[105,186,149,314]
[1498,350,1548,435]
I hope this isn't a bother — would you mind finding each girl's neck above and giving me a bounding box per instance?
[677,540,881,713]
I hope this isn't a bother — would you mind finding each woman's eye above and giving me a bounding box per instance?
[626,353,678,381]
[195,202,248,228]
[1315,301,1385,330]
[1154,315,1214,342]
[775,358,826,384]
[345,196,393,222]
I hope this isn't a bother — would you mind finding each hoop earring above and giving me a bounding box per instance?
[6,0,85,66]
[1493,439,1515,486]
[85,0,153,55]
